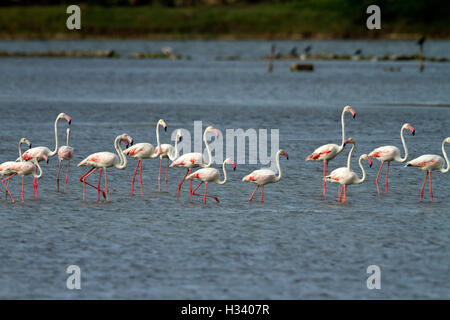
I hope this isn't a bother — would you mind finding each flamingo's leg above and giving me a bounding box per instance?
[189,169,193,201]
[192,181,203,194]
[139,160,143,196]
[322,161,328,196]
[158,157,162,192]
[56,159,61,192]
[192,181,220,202]
[80,167,94,201]
[2,174,16,203]
[176,169,189,201]
[420,171,428,202]
[261,185,264,203]
[33,164,38,199]
[104,168,109,202]
[21,176,24,203]
[204,182,208,204]
[385,162,390,194]
[429,171,433,202]
[64,160,70,193]
[249,185,259,202]
[165,158,169,192]
[131,161,139,197]
[342,186,347,203]
[338,184,342,202]
[97,168,102,202]
[81,168,105,201]
[375,161,384,195]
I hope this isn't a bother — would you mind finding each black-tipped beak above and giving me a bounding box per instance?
[412,130,415,136]
[353,114,356,119]
[130,140,134,146]
[46,158,49,163]
[68,120,71,125]
[29,144,32,149]
[164,126,167,132]
[178,136,183,142]
[286,155,289,160]
[233,167,236,171]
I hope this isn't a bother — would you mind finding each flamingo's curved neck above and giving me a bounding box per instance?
[398,126,409,162]
[218,161,228,185]
[49,116,61,157]
[441,139,450,173]
[151,122,162,158]
[340,108,347,147]
[203,129,214,168]
[275,150,283,182]
[67,130,70,146]
[18,141,26,162]
[168,135,180,161]
[32,159,43,179]
[346,143,355,170]
[355,155,367,184]
[114,136,127,169]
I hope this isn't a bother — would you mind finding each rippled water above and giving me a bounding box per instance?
[0,40,449,299]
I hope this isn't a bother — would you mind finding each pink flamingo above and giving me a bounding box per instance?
[6,152,47,204]
[155,129,183,192]
[57,128,74,193]
[78,133,133,202]
[170,126,219,201]
[187,158,236,204]
[123,119,166,196]
[368,123,415,195]
[19,112,71,199]
[325,138,373,203]
[306,105,356,196]
[242,149,288,203]
[405,137,450,202]
[1,138,31,200]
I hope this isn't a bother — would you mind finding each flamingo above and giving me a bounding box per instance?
[0,138,31,200]
[242,149,288,203]
[306,105,356,196]
[154,129,183,192]
[123,119,166,196]
[368,123,415,195]
[5,152,47,204]
[405,137,450,202]
[57,128,74,193]
[19,112,71,199]
[170,126,219,201]
[78,133,133,202]
[187,158,236,204]
[325,138,373,203]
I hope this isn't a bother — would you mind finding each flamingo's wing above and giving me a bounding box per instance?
[170,153,202,167]
[124,142,153,157]
[306,144,339,161]
[325,167,350,183]
[406,154,443,169]
[242,169,275,183]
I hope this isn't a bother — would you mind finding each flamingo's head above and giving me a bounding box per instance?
[445,137,450,144]
[224,158,236,171]
[40,153,49,163]
[279,149,289,160]
[120,133,133,147]
[361,154,372,167]
[158,119,168,132]
[58,113,72,125]
[19,138,32,149]
[344,105,356,118]
[403,123,415,136]
[206,126,219,138]
[344,137,355,146]
[176,129,183,142]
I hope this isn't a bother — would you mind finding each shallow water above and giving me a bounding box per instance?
[0,40,449,299]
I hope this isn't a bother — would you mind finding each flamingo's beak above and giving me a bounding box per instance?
[43,155,49,163]
[124,140,129,147]
[64,115,72,125]
[349,108,356,118]
[213,129,219,137]
[344,138,352,146]
[29,144,32,149]
[367,158,373,168]
[164,125,167,132]
[408,125,415,135]
[232,162,236,171]
[178,136,183,142]
[284,152,289,160]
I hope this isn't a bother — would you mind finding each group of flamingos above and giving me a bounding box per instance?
[0,108,448,204]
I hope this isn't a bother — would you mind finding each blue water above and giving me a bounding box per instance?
[0,40,449,299]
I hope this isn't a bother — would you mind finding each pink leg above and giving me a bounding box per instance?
[104,168,109,201]
[192,181,203,194]
[429,171,433,202]
[322,161,328,196]
[338,184,342,202]
[2,174,16,203]
[97,168,102,202]
[385,162,390,194]
[375,161,384,195]
[192,181,220,202]
[176,169,190,201]
[131,161,139,197]
[249,185,259,202]
[139,160,143,196]
[33,177,37,199]
[189,169,192,201]
[261,185,264,203]
[57,160,61,192]
[165,158,169,192]
[64,160,70,193]
[80,168,105,201]
[22,176,24,203]
[204,182,208,204]
[420,171,428,202]
[158,157,162,192]
[80,167,94,201]
[342,186,347,203]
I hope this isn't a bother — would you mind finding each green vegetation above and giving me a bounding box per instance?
[0,1,449,39]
